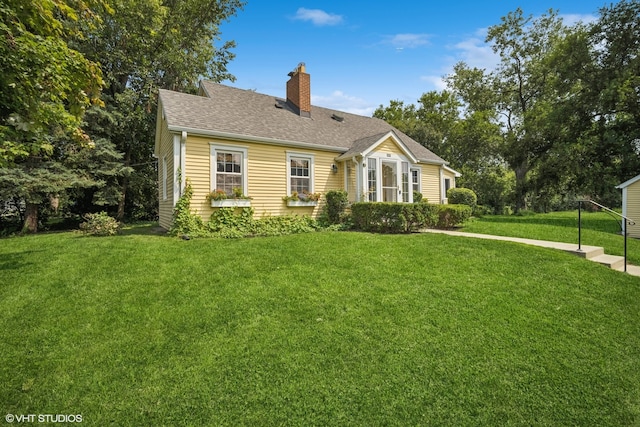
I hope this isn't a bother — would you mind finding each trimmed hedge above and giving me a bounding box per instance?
[351,202,471,233]
[447,187,477,209]
[436,204,473,229]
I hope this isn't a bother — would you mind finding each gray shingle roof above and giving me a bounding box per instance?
[158,81,447,164]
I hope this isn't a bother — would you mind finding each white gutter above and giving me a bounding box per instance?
[180,131,187,194]
[167,125,346,154]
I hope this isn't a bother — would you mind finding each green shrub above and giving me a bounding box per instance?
[403,203,439,231]
[79,212,120,236]
[447,187,477,209]
[207,207,254,238]
[322,190,349,225]
[413,191,423,203]
[351,202,440,233]
[170,181,205,236]
[473,205,493,217]
[351,202,405,233]
[253,215,318,236]
[436,204,472,229]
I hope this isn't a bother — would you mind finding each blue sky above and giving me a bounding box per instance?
[219,1,606,116]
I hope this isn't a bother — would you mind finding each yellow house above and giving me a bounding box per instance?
[154,63,460,230]
[616,175,640,238]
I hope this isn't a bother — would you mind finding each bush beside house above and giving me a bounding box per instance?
[447,188,477,209]
[351,202,471,233]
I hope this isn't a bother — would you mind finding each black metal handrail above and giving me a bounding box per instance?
[578,200,635,272]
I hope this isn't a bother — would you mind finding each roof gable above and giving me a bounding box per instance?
[336,131,418,163]
[362,131,418,163]
[157,81,448,165]
[617,174,640,189]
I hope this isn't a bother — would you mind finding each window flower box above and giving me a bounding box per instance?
[206,189,252,208]
[211,199,251,208]
[283,191,321,207]
[286,200,318,207]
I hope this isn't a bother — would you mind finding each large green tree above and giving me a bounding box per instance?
[582,0,640,203]
[486,8,571,211]
[0,0,114,232]
[376,2,640,213]
[76,0,244,220]
[375,67,508,212]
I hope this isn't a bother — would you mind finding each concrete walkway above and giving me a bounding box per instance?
[423,229,640,277]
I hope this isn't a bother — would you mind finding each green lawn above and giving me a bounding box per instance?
[1,225,639,426]
[463,210,640,265]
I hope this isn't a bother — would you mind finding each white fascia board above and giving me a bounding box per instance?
[167,125,346,154]
[417,159,447,167]
[616,174,640,189]
[153,99,166,156]
[360,131,419,164]
[443,165,462,177]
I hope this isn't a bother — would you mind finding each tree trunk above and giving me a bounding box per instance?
[117,178,128,221]
[513,161,529,213]
[23,202,38,233]
[117,149,132,221]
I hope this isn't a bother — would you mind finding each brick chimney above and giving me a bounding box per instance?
[286,63,311,118]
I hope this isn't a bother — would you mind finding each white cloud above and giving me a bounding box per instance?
[312,90,375,116]
[293,8,343,26]
[453,36,500,70]
[560,13,597,26]
[419,75,447,91]
[384,33,431,49]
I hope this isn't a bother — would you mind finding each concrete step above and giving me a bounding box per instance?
[573,246,605,259]
[590,254,626,270]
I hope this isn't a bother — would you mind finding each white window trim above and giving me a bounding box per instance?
[364,153,419,203]
[411,168,422,194]
[286,151,315,195]
[210,143,249,196]
[367,157,379,202]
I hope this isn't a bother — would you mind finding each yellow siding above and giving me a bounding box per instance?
[443,169,457,188]
[184,136,343,220]
[626,181,640,238]
[156,112,175,230]
[421,164,441,204]
[346,162,357,203]
[373,138,400,155]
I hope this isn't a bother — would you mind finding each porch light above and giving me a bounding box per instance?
[331,164,338,174]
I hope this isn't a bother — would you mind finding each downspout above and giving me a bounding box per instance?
[180,131,187,195]
[621,186,628,235]
[439,165,445,204]
[352,158,360,202]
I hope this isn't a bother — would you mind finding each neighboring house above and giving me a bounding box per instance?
[616,175,640,238]
[154,63,460,230]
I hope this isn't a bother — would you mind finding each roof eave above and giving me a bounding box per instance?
[167,125,347,153]
[417,159,448,166]
[442,164,462,177]
[616,174,640,189]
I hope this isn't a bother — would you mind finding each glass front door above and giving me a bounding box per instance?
[382,161,397,202]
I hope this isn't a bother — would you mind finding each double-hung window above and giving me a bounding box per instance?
[287,152,314,195]
[367,158,377,202]
[411,168,421,195]
[210,144,248,196]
